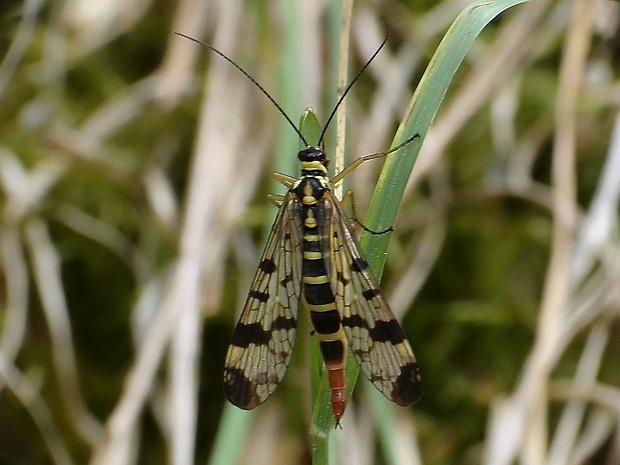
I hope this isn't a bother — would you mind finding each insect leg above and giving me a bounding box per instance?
[332,133,420,185]
[268,193,285,207]
[341,191,393,235]
[273,172,297,188]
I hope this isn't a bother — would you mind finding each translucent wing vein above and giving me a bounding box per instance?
[223,193,303,409]
[322,192,422,406]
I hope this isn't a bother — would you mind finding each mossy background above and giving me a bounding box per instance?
[0,1,619,465]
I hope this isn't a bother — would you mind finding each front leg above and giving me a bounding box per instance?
[273,172,297,188]
[268,193,285,207]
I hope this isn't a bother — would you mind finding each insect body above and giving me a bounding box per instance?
[223,145,422,423]
[175,30,422,424]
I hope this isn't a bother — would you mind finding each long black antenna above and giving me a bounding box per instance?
[176,31,389,149]
[317,32,389,146]
[175,32,309,147]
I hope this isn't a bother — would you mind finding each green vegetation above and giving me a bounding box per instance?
[0,1,618,464]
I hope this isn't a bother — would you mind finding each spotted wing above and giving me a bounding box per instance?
[320,192,422,406]
[223,192,303,409]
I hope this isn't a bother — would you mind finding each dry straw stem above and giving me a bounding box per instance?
[523,0,592,462]
[333,0,354,201]
[484,1,620,465]
[26,220,104,445]
[92,2,260,465]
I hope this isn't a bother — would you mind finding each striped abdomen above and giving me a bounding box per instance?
[296,176,348,422]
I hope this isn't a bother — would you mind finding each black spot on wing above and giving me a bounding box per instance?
[271,315,297,332]
[231,317,296,348]
[362,288,381,301]
[390,362,423,406]
[336,271,349,286]
[258,258,277,274]
[230,322,271,347]
[280,273,294,288]
[342,315,406,345]
[223,367,261,409]
[249,290,269,303]
[350,258,369,272]
[370,319,407,344]
[341,314,365,329]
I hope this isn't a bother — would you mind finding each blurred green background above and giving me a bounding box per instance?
[0,0,618,464]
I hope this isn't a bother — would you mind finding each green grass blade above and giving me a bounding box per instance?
[362,0,531,271]
[207,408,253,465]
[301,108,335,464]
[312,0,527,446]
[311,0,532,463]
[360,1,533,463]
